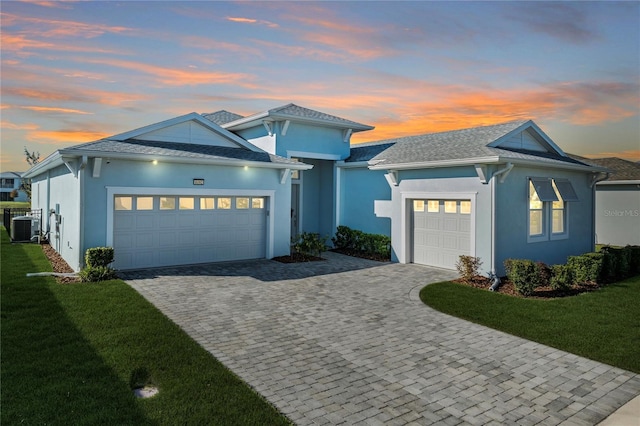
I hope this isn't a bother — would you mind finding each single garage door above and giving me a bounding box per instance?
[412,199,471,270]
[113,195,267,270]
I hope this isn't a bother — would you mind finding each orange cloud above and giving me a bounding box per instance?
[583,150,640,162]
[2,12,132,38]
[226,16,279,28]
[3,86,151,107]
[28,129,109,144]
[20,106,93,115]
[1,120,39,131]
[1,34,125,54]
[81,58,256,88]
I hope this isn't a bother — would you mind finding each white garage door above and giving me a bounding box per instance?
[412,199,471,270]
[113,195,267,270]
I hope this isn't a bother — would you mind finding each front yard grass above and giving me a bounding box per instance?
[420,277,640,373]
[0,201,30,209]
[0,229,290,425]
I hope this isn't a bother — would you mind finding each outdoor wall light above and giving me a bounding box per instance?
[244,165,249,171]
[152,160,158,165]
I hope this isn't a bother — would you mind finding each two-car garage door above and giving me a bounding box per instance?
[412,199,471,270]
[113,195,267,270]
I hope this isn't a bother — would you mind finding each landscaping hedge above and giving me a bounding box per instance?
[332,225,390,258]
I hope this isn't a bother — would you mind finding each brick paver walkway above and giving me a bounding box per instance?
[123,252,640,425]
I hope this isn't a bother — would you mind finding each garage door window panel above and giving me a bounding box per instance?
[427,200,439,212]
[200,197,215,210]
[160,197,175,210]
[413,200,425,212]
[115,196,132,210]
[444,201,457,213]
[179,197,194,210]
[252,197,264,209]
[137,197,154,210]
[236,197,249,209]
[218,197,231,209]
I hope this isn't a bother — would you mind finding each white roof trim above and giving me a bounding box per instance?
[110,112,263,152]
[597,180,640,185]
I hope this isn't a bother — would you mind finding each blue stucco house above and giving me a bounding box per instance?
[1,171,28,202]
[25,104,605,274]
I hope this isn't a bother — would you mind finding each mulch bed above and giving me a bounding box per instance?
[40,242,81,283]
[454,275,601,299]
[272,253,325,263]
[329,248,390,262]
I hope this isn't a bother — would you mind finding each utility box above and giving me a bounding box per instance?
[11,216,40,242]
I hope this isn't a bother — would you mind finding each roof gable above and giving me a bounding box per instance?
[222,103,374,132]
[202,110,244,126]
[111,113,260,151]
[487,120,565,156]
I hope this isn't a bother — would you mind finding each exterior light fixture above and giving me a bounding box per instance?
[152,160,158,165]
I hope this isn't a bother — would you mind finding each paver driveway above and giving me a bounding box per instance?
[122,252,640,425]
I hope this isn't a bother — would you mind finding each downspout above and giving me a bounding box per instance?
[78,156,87,271]
[489,163,513,290]
[590,172,610,247]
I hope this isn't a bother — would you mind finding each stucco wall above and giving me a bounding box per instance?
[595,185,640,246]
[495,166,595,274]
[82,158,292,264]
[32,165,82,270]
[379,166,493,269]
[338,166,391,236]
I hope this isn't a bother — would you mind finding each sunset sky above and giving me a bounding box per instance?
[1,0,639,172]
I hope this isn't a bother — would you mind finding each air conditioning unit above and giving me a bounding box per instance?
[11,216,40,242]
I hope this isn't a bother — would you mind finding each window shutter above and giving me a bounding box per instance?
[553,179,579,202]
[529,178,558,202]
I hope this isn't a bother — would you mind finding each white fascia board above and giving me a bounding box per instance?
[51,149,314,171]
[597,180,640,185]
[368,156,501,170]
[224,112,374,132]
[369,155,603,173]
[22,151,65,178]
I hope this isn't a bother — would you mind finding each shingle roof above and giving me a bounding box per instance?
[223,103,374,131]
[268,104,373,129]
[368,120,590,168]
[201,110,244,126]
[579,157,640,181]
[346,142,396,163]
[66,139,300,165]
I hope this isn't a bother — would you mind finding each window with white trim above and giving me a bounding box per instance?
[528,178,578,242]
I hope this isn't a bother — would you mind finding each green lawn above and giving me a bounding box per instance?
[0,201,30,209]
[0,230,291,425]
[421,277,640,373]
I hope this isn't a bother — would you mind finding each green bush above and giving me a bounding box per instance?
[628,246,640,275]
[504,259,542,297]
[331,226,390,258]
[456,255,483,282]
[567,253,604,283]
[550,264,574,291]
[85,247,115,268]
[291,232,328,257]
[78,266,117,282]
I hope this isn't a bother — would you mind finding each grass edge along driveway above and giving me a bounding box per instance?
[420,277,640,374]
[0,230,291,425]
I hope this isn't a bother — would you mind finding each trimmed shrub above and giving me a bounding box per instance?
[504,259,542,297]
[550,264,574,291]
[332,226,390,259]
[628,246,640,275]
[536,261,552,287]
[291,232,328,257]
[567,253,604,283]
[78,266,117,282]
[456,255,483,282]
[85,247,115,268]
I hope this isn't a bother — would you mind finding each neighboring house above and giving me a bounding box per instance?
[0,172,28,202]
[25,104,605,275]
[583,157,640,246]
